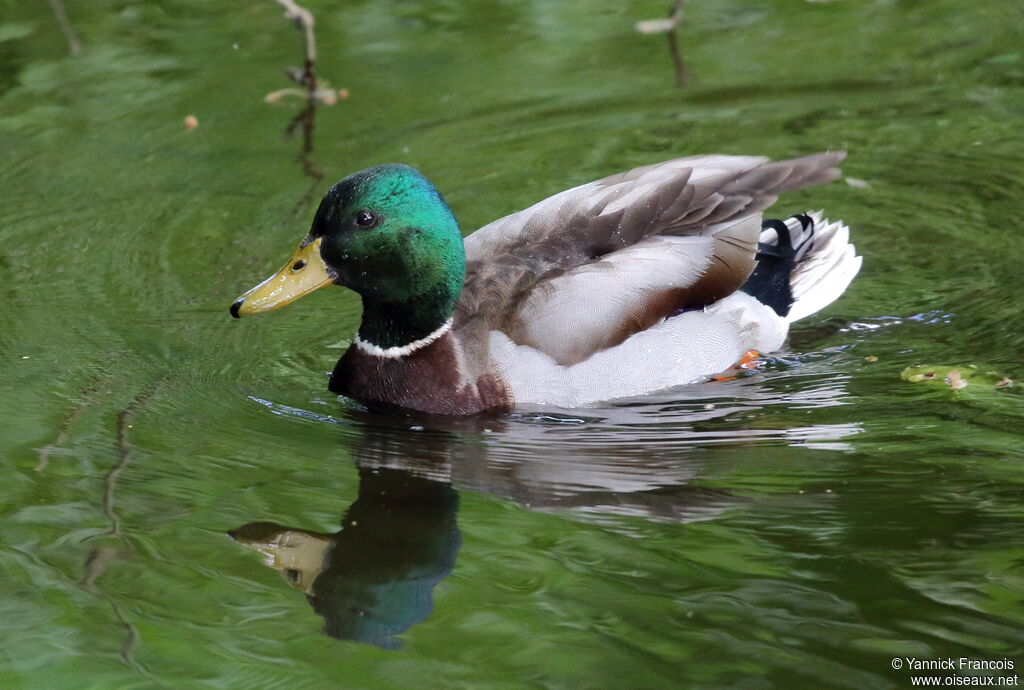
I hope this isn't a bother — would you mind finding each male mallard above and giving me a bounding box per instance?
[231,153,860,415]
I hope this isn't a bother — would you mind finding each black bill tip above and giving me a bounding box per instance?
[230,300,243,318]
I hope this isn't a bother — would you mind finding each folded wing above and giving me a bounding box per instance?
[455,152,845,365]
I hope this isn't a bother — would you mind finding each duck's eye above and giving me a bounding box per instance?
[355,210,378,228]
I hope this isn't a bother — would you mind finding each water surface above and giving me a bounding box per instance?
[1,0,1022,687]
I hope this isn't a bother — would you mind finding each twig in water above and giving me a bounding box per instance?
[635,0,688,87]
[48,0,82,56]
[665,0,687,87]
[265,0,343,204]
[88,383,163,544]
[272,0,317,87]
[81,545,145,672]
[100,408,134,543]
[78,380,164,676]
[268,0,340,107]
[36,383,98,472]
[286,101,327,216]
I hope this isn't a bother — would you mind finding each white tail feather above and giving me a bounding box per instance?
[781,210,862,323]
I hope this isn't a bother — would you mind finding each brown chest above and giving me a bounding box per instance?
[328,333,511,416]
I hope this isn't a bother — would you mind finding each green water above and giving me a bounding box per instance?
[1,0,1022,687]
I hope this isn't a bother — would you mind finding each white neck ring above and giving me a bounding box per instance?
[353,318,453,358]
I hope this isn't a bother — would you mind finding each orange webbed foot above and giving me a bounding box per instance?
[709,350,763,382]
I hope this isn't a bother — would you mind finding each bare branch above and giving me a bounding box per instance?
[48,0,82,56]
[636,0,688,86]
[666,0,687,86]
[265,0,336,186]
[271,0,317,92]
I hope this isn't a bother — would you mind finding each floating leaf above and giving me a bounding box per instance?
[900,365,1014,391]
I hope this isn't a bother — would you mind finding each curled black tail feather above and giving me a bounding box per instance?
[741,214,814,317]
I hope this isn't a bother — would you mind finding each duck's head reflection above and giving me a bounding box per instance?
[230,466,459,649]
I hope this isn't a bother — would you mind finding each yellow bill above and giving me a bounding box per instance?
[230,236,334,318]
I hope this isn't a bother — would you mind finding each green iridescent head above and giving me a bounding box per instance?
[312,164,465,305]
[231,164,465,348]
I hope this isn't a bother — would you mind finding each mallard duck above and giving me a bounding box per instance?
[230,152,861,415]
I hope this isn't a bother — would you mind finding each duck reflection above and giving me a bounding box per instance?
[227,419,741,648]
[230,372,861,647]
[230,465,458,649]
